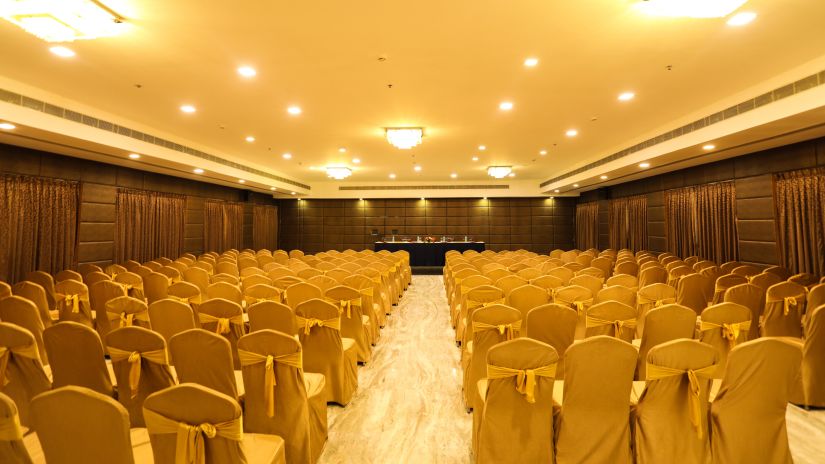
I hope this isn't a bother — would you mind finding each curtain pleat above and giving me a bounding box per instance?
[0,174,79,283]
[608,195,648,251]
[253,205,278,250]
[774,168,825,275]
[665,182,739,263]
[575,201,599,250]
[115,189,186,263]
[204,200,244,252]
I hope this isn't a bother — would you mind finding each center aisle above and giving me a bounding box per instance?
[318,275,472,463]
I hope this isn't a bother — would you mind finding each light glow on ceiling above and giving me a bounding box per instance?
[128,153,140,159]
[600,175,608,180]
[472,156,479,161]
[388,173,396,179]
[237,66,256,77]
[566,129,578,137]
[633,0,748,18]
[193,168,204,174]
[450,173,457,178]
[618,92,635,101]
[0,122,16,130]
[413,165,422,172]
[385,127,423,150]
[49,45,75,57]
[287,105,302,115]
[639,162,651,168]
[524,57,539,67]
[282,153,292,159]
[352,158,360,164]
[326,166,352,179]
[0,0,129,43]
[499,101,514,111]
[539,150,547,155]
[180,105,196,113]
[245,136,255,142]
[478,145,486,151]
[487,166,513,179]
[703,144,716,150]
[238,179,245,184]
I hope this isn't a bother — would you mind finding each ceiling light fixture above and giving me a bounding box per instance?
[478,145,486,151]
[238,179,245,184]
[727,11,756,26]
[413,165,422,172]
[554,189,560,193]
[472,156,479,162]
[49,45,75,57]
[128,153,140,159]
[245,136,255,142]
[539,149,547,155]
[193,168,204,174]
[573,183,579,188]
[1,0,128,43]
[634,0,748,18]
[338,147,347,153]
[326,166,352,180]
[282,153,292,159]
[270,187,277,191]
[0,122,16,130]
[524,57,539,67]
[352,158,360,164]
[287,105,302,115]
[566,129,578,137]
[499,101,514,111]
[618,91,635,101]
[487,166,513,179]
[388,173,396,179]
[385,127,423,149]
[703,144,716,150]
[639,162,651,168]
[290,191,296,195]
[180,105,196,113]
[600,175,608,180]
[450,173,457,179]
[237,66,256,77]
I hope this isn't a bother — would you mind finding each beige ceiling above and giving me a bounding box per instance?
[2,0,825,188]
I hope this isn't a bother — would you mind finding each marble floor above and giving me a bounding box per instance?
[317,275,825,464]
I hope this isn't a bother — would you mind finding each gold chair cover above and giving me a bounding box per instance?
[723,283,765,341]
[0,297,48,365]
[169,329,240,400]
[635,304,696,380]
[0,323,50,427]
[698,302,751,377]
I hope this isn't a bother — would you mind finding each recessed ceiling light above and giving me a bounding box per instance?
[472,156,479,162]
[128,153,140,159]
[193,168,204,174]
[270,187,277,191]
[290,191,296,195]
[618,92,635,101]
[450,173,457,179]
[566,129,578,137]
[237,66,257,78]
[414,165,422,172]
[524,57,539,67]
[282,153,292,159]
[352,158,361,164]
[703,144,716,150]
[238,179,245,184]
[727,11,757,26]
[539,150,547,155]
[478,145,486,151]
[573,183,579,187]
[245,136,255,142]
[339,147,347,153]
[421,197,426,201]
[287,106,302,115]
[389,173,396,179]
[49,46,75,58]
[639,162,651,168]
[554,189,560,193]
[0,122,16,130]
[600,175,608,180]
[180,105,196,113]
[499,101,514,111]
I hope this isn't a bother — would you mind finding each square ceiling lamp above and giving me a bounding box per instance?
[487,166,512,179]
[326,166,352,180]
[0,0,127,42]
[634,0,747,18]
[385,127,423,150]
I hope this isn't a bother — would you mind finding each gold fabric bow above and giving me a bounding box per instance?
[654,297,676,308]
[143,409,242,464]
[466,297,506,312]
[699,320,751,348]
[64,294,81,313]
[0,343,41,386]
[294,315,341,335]
[237,349,303,417]
[585,316,637,338]
[198,313,244,336]
[486,362,557,403]
[108,347,169,399]
[327,297,361,319]
[645,363,718,439]
[783,296,798,316]
[472,320,522,341]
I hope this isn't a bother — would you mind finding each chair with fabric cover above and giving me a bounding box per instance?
[493,275,527,297]
[105,295,150,331]
[731,264,761,278]
[143,383,286,464]
[806,283,825,322]
[342,273,382,337]
[723,283,765,341]
[183,266,211,293]
[295,299,358,405]
[43,322,113,396]
[198,299,246,369]
[157,266,181,283]
[325,269,351,284]
[325,286,372,363]
[676,273,710,315]
[25,271,61,311]
[243,274,274,290]
[554,336,636,464]
[638,266,668,288]
[528,274,563,293]
[569,274,604,297]
[473,338,558,464]
[506,284,550,321]
[634,339,718,464]
[0,296,49,365]
[0,323,51,427]
[590,256,613,279]
[698,265,721,298]
[12,282,52,329]
[114,271,145,301]
[0,391,35,463]
[144,261,163,272]
[216,261,240,278]
[285,282,323,311]
[763,265,792,280]
[605,273,638,290]
[791,305,825,407]
[307,275,338,294]
[84,270,111,287]
[142,272,170,304]
[457,285,506,346]
[693,260,716,271]
[698,302,752,378]
[0,282,10,299]
[77,263,103,278]
[749,271,783,293]
[451,275,492,327]
[166,280,202,308]
[614,261,639,277]
[552,285,593,338]
[289,250,305,259]
[711,338,802,464]
[575,267,605,280]
[248,301,295,335]
[584,301,637,342]
[665,260,686,273]
[238,330,327,464]
[244,284,283,308]
[525,304,577,380]
[206,281,244,307]
[666,265,692,288]
[212,274,241,286]
[31,386,152,464]
[595,285,637,307]
[169,261,189,277]
[575,253,593,267]
[105,326,175,426]
[462,305,522,409]
[763,281,806,337]
[711,274,747,304]
[547,267,575,285]
[147,299,196,347]
[719,261,740,274]
[563,262,584,273]
[54,278,93,327]
[634,304,696,380]
[169,329,240,401]
[516,267,542,281]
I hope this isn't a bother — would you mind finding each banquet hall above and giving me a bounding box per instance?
[1,1,825,463]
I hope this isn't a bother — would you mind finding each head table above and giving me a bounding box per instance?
[373,241,486,267]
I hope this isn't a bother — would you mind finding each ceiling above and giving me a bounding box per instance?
[1,0,825,195]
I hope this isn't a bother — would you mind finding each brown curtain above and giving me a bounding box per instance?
[253,204,278,251]
[115,189,186,263]
[608,194,648,251]
[774,168,825,275]
[575,201,599,250]
[204,200,244,252]
[0,174,79,283]
[665,182,739,263]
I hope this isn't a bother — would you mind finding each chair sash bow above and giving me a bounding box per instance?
[699,320,751,348]
[294,315,341,335]
[237,349,303,417]
[585,316,637,337]
[0,343,41,386]
[198,313,244,336]
[486,362,557,403]
[472,320,522,341]
[645,363,718,439]
[465,297,506,312]
[143,408,242,464]
[108,346,169,399]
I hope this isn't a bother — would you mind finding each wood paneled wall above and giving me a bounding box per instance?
[0,143,277,268]
[579,136,825,264]
[277,197,576,254]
